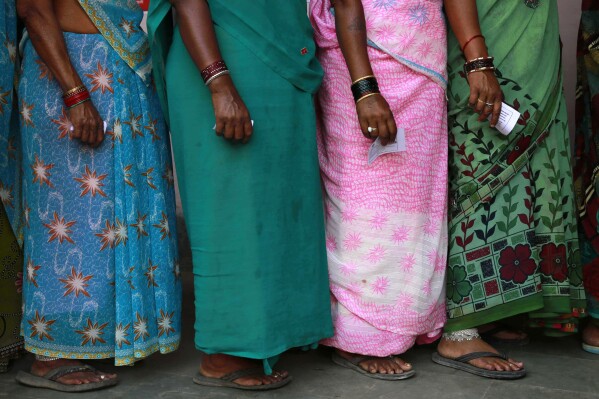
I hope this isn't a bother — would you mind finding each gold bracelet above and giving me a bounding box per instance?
[351,75,375,85]
[63,85,87,98]
[355,92,380,104]
[466,66,496,76]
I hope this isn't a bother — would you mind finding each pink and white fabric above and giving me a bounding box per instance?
[310,0,448,356]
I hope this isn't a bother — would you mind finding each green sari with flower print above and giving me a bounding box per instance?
[445,0,585,334]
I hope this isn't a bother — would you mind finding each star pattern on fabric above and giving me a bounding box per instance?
[144,115,161,142]
[115,323,131,348]
[133,313,149,341]
[28,311,56,341]
[20,100,35,127]
[35,58,54,81]
[59,267,93,297]
[106,118,123,146]
[96,220,116,250]
[31,154,54,187]
[124,112,143,138]
[26,258,41,287]
[43,212,76,244]
[76,319,108,346]
[141,168,157,189]
[157,310,175,337]
[152,212,170,240]
[119,17,138,38]
[131,212,149,239]
[85,61,114,94]
[74,165,108,197]
[144,260,159,287]
[51,108,73,140]
[0,181,14,208]
[0,89,10,115]
[123,164,135,187]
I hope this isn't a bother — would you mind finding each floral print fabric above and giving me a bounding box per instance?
[19,30,181,365]
[310,0,448,356]
[446,0,585,333]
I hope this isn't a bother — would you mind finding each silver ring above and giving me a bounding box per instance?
[100,375,106,380]
[367,126,377,133]
[484,102,493,107]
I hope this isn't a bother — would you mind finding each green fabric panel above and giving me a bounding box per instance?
[165,26,332,360]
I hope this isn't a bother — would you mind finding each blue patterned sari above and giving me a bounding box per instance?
[19,0,181,366]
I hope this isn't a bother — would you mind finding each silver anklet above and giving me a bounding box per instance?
[442,328,480,342]
[36,355,61,362]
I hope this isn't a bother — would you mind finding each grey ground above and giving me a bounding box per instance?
[1,217,598,399]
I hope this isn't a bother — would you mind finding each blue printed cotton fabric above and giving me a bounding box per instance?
[19,30,181,365]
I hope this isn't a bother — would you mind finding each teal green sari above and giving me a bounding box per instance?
[148,0,333,372]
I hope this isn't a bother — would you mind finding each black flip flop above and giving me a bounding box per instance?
[193,368,292,391]
[480,324,530,346]
[432,351,526,380]
[331,351,415,380]
[15,364,119,392]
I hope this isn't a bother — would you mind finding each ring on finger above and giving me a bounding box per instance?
[484,102,493,108]
[367,126,377,133]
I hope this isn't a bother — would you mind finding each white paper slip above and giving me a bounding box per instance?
[69,121,108,133]
[368,128,406,165]
[491,103,520,136]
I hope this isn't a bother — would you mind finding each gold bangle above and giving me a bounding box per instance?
[355,92,380,104]
[63,85,87,98]
[351,75,375,85]
[466,66,495,76]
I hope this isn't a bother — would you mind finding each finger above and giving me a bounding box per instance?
[474,94,487,115]
[233,121,244,142]
[367,119,379,140]
[378,121,390,146]
[359,115,370,138]
[479,100,493,122]
[468,87,480,108]
[215,120,225,136]
[386,115,397,143]
[80,120,91,144]
[223,121,235,140]
[490,98,502,127]
[94,120,104,147]
[242,119,253,144]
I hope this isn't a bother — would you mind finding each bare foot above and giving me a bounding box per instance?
[437,337,524,372]
[582,322,599,348]
[199,354,288,387]
[479,323,528,342]
[31,359,117,385]
[335,349,412,375]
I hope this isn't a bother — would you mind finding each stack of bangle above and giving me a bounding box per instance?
[351,75,380,104]
[63,85,90,109]
[463,56,495,76]
[201,60,230,86]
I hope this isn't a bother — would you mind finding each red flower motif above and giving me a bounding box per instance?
[583,258,599,300]
[498,244,536,284]
[506,136,531,165]
[539,243,568,282]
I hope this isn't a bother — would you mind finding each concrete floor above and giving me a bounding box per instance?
[1,218,598,398]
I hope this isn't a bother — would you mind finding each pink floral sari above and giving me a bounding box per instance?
[310,0,448,356]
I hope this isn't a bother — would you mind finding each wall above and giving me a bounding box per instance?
[559,0,582,134]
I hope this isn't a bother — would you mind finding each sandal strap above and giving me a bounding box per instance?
[44,365,96,382]
[220,368,265,382]
[454,351,507,363]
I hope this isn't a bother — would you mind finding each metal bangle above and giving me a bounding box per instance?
[205,70,231,86]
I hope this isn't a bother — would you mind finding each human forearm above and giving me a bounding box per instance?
[444,0,488,60]
[332,0,373,81]
[17,0,83,92]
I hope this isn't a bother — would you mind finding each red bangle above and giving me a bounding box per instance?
[201,60,229,84]
[64,90,90,108]
[461,34,485,53]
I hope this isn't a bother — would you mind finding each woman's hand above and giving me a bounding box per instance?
[356,94,397,145]
[209,75,253,144]
[68,101,105,147]
[467,70,503,127]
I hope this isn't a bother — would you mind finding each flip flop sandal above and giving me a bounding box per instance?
[431,351,526,380]
[193,368,292,391]
[331,351,415,380]
[582,343,599,355]
[15,364,119,392]
[480,324,530,346]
